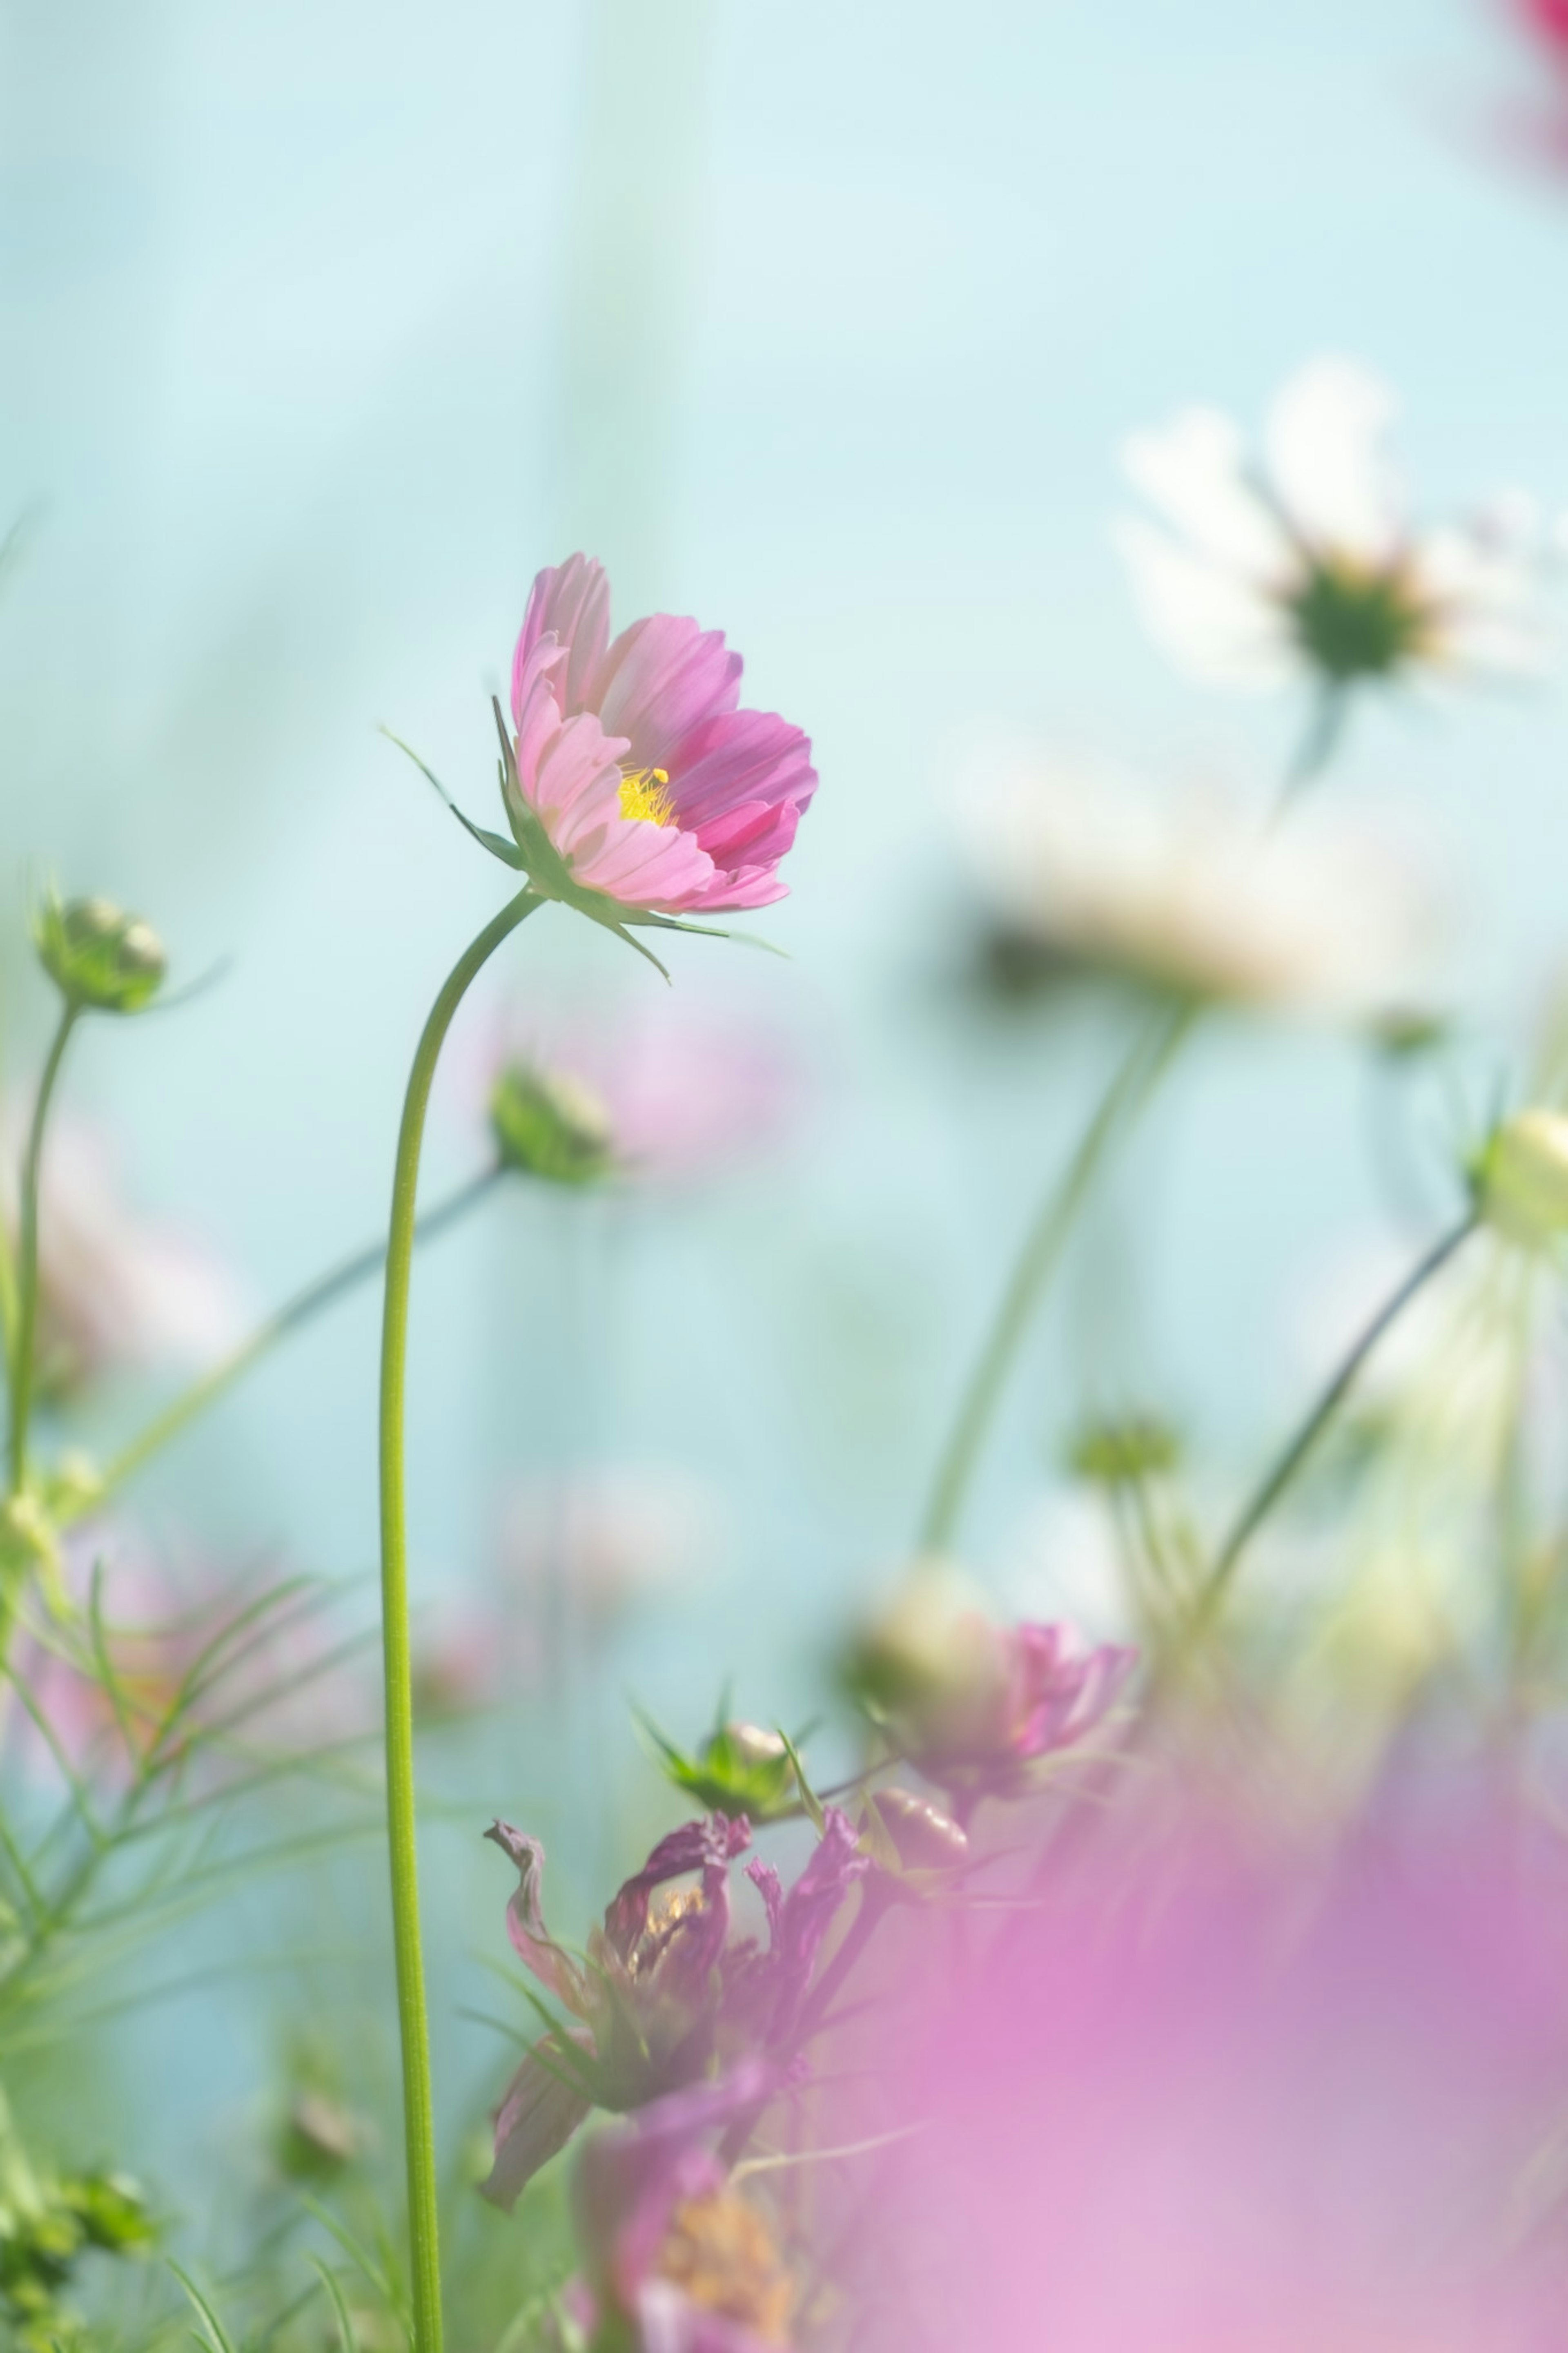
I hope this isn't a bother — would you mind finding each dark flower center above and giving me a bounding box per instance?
[1286,555,1432,681]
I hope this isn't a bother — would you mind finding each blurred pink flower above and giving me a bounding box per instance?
[1517,0,1568,56]
[480,999,805,1187]
[506,555,816,914]
[0,1105,244,1403]
[855,1799,1568,2350]
[567,2064,795,2353]
[847,1574,1134,1813]
[499,1463,722,1638]
[7,1526,365,1788]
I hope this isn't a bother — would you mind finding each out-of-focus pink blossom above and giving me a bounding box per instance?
[846,1573,1134,1811]
[0,1106,244,1403]
[568,2065,795,2352]
[498,1463,722,1638]
[470,998,806,1188]
[6,1526,365,1789]
[853,1798,1568,2350]
[506,555,816,914]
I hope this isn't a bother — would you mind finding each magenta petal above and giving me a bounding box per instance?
[485,1821,592,2014]
[667,709,817,832]
[693,798,801,870]
[592,613,744,769]
[684,864,793,913]
[481,2044,594,2210]
[512,554,611,724]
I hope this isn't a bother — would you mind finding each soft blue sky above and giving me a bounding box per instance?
[4,0,1568,2191]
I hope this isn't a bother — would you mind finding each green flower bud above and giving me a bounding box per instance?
[1477,1110,1568,1251]
[488,1062,613,1185]
[1068,1414,1180,1486]
[646,1713,799,1820]
[33,892,166,1015]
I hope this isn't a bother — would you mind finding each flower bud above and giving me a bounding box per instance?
[33,892,166,1015]
[868,1786,970,1874]
[489,1062,613,1185]
[1477,1110,1568,1250]
[1069,1414,1180,1486]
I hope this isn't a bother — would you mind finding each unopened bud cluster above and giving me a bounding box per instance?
[33,892,166,1015]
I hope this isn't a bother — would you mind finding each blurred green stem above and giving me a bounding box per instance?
[94,1162,503,1506]
[918,1000,1194,1556]
[379,887,540,2353]
[1196,1208,1479,1624]
[9,1004,80,1494]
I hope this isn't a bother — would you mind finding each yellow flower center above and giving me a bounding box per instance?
[658,2190,794,2343]
[618,766,676,827]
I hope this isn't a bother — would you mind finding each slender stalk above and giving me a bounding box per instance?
[918,1001,1194,1555]
[1281,681,1349,800]
[1197,1209,1479,1622]
[9,1004,80,1494]
[379,887,539,2353]
[94,1163,503,1506]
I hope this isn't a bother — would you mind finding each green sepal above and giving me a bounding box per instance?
[379,727,529,870]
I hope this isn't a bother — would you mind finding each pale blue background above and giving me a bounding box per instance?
[3,0,1568,2224]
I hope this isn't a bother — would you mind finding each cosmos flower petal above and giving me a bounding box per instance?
[507,561,812,914]
[1113,519,1296,687]
[1265,357,1404,562]
[512,554,612,723]
[481,2043,595,2210]
[485,1820,593,2014]
[668,710,818,832]
[1122,407,1290,578]
[594,613,744,769]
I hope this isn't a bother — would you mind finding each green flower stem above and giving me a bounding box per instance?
[379,886,539,2353]
[1196,1208,1479,1625]
[918,1001,1195,1557]
[91,1163,503,1509]
[9,1004,81,1494]
[1282,681,1349,799]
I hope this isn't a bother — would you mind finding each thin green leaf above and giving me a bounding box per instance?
[311,2257,361,2353]
[776,1727,824,1833]
[298,2193,409,2327]
[379,727,527,869]
[167,2262,240,2353]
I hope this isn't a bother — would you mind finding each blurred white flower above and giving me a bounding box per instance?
[953,742,1442,1018]
[0,1106,244,1403]
[1116,356,1556,694]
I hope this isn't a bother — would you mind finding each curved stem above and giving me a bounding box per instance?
[10,1005,81,1494]
[1198,1209,1478,1623]
[379,887,539,2353]
[918,1001,1194,1555]
[94,1163,503,1507]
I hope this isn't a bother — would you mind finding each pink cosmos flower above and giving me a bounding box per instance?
[847,1574,1135,1813]
[566,2065,796,2353]
[852,1795,1568,2351]
[503,556,816,917]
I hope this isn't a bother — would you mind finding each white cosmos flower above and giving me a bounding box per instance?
[1116,356,1556,694]
[953,740,1443,1018]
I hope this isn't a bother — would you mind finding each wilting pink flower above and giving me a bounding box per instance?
[568,2065,796,2351]
[853,1796,1568,2350]
[847,1574,1134,1811]
[0,1106,243,1403]
[481,1809,865,2207]
[503,555,816,915]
